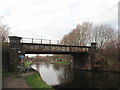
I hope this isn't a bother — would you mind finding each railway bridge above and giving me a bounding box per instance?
[8,36,96,71]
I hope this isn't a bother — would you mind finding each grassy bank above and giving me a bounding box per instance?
[2,72,16,78]
[18,72,54,89]
[47,61,70,65]
[24,61,33,68]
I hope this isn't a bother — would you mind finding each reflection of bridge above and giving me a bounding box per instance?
[9,36,96,71]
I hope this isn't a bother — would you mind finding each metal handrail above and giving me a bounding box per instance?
[21,37,60,45]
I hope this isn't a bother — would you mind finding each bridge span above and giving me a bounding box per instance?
[8,36,96,71]
[22,43,91,54]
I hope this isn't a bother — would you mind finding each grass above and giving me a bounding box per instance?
[17,72,54,89]
[47,60,70,65]
[2,72,16,78]
[24,61,33,67]
[16,75,23,78]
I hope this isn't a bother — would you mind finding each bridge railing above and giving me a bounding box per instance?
[21,38,60,45]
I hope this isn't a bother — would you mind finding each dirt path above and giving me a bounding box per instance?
[2,72,34,88]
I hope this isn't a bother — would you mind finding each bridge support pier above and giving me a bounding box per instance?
[72,53,89,69]
[9,48,20,71]
[90,43,97,70]
[71,43,97,70]
[9,36,22,71]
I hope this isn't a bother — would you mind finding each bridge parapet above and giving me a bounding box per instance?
[8,36,96,54]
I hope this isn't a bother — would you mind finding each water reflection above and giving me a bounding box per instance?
[32,62,73,86]
[32,62,120,88]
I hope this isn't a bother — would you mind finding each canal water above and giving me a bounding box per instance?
[32,62,120,88]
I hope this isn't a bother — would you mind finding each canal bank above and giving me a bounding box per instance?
[34,60,70,65]
[2,68,54,89]
[19,70,54,88]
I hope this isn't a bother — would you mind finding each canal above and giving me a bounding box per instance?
[32,62,120,88]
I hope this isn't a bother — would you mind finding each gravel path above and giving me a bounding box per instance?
[2,72,33,89]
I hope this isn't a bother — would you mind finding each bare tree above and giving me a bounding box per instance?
[61,22,92,46]
[61,22,119,71]
[91,24,118,71]
[92,25,117,49]
[102,37,119,71]
[0,17,9,42]
[0,24,9,42]
[0,18,10,72]
[75,22,92,45]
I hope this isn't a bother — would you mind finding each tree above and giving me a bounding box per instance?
[60,22,119,71]
[0,23,9,42]
[0,18,10,72]
[91,24,118,71]
[61,22,92,46]
[92,25,117,49]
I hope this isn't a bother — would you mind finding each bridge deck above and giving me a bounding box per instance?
[21,43,91,54]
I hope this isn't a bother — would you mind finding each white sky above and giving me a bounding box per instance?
[0,0,119,41]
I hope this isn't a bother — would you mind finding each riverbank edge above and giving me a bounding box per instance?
[72,68,120,73]
[18,68,55,89]
[43,61,120,73]
[34,61,120,73]
[47,61,70,65]
[34,61,70,66]
[2,72,16,78]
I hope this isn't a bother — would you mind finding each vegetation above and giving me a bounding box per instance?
[0,21,9,42]
[61,22,119,72]
[2,72,16,77]
[24,61,33,68]
[61,22,92,46]
[0,18,11,72]
[17,72,54,89]
[3,71,54,88]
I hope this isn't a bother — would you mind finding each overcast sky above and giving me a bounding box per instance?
[0,0,119,41]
